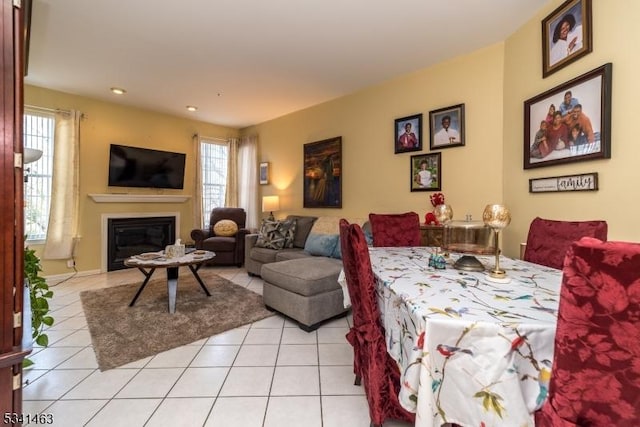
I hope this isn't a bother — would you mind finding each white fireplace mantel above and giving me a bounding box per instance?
[89,194,191,203]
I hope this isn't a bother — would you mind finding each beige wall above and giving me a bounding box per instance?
[25,85,239,275]
[503,0,640,256]
[27,0,640,274]
[244,43,507,233]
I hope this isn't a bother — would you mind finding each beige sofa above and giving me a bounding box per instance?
[245,216,367,331]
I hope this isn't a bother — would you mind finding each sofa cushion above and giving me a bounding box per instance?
[275,250,312,262]
[286,215,318,248]
[261,258,343,297]
[255,219,296,249]
[304,233,339,257]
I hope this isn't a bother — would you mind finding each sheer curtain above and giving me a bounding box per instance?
[225,137,239,207]
[238,134,259,230]
[43,110,81,259]
[193,134,204,230]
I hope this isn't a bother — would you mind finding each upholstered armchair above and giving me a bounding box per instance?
[190,207,249,267]
[536,237,640,426]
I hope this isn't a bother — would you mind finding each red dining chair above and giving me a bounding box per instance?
[536,237,640,426]
[368,211,421,247]
[339,219,415,427]
[522,217,607,270]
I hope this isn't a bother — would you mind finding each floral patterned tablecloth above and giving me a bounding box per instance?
[369,247,562,427]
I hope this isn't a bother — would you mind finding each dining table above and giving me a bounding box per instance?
[368,246,563,427]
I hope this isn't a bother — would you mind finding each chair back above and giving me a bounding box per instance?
[339,218,415,426]
[209,207,246,232]
[536,237,640,426]
[368,211,421,247]
[523,217,607,269]
[339,219,378,328]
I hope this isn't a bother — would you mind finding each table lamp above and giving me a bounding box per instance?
[262,195,280,221]
[482,204,511,280]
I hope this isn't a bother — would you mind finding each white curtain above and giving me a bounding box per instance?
[43,110,81,259]
[225,137,239,207]
[193,134,203,231]
[239,135,259,230]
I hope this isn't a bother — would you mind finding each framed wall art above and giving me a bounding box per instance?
[529,172,598,193]
[542,0,593,78]
[395,113,423,154]
[524,63,611,169]
[303,136,342,208]
[410,152,441,192]
[259,162,269,185]
[429,104,465,150]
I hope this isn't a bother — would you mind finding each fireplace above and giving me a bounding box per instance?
[105,215,177,271]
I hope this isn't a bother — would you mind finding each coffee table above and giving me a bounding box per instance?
[124,250,215,313]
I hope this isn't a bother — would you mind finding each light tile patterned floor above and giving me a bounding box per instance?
[21,266,412,427]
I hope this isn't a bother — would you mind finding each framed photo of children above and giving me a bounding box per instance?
[394,114,422,154]
[542,0,592,78]
[524,63,611,170]
[410,153,441,192]
[429,104,465,150]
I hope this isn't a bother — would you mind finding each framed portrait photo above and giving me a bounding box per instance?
[394,114,422,154]
[542,0,592,78]
[303,136,342,208]
[259,162,269,185]
[410,152,441,192]
[524,63,611,169]
[429,104,465,150]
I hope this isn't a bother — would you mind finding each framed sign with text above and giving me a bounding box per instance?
[529,172,598,193]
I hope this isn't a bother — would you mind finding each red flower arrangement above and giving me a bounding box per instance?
[430,192,445,207]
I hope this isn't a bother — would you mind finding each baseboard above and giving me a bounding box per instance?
[45,269,102,285]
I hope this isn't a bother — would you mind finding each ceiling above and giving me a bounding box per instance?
[25,0,550,129]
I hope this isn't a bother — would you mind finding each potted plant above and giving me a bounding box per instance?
[23,246,54,368]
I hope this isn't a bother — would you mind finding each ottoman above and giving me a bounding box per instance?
[261,257,349,331]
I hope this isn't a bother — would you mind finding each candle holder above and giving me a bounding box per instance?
[482,204,511,280]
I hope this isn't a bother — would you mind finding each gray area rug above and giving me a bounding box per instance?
[80,270,274,371]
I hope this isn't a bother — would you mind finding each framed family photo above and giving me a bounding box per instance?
[542,0,593,78]
[259,162,269,185]
[523,63,611,169]
[410,153,441,192]
[395,114,422,154]
[303,137,342,208]
[429,104,465,150]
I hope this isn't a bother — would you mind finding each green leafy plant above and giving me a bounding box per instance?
[23,246,54,368]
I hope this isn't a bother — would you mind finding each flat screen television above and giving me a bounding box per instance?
[108,144,186,189]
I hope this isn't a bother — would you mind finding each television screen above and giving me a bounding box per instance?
[108,144,186,189]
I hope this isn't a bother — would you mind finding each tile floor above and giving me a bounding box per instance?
[22,266,412,427]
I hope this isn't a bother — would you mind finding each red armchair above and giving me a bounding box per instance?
[523,217,607,270]
[339,219,415,427]
[536,237,640,426]
[190,207,249,267]
[368,211,421,247]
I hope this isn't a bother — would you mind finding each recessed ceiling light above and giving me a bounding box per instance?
[186,105,198,112]
[110,87,126,95]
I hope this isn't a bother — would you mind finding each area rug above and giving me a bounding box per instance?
[80,270,274,371]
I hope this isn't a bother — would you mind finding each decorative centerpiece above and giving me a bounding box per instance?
[482,204,512,281]
[426,192,453,225]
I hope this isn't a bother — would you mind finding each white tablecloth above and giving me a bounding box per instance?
[369,247,562,427]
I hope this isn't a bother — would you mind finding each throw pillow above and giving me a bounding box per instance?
[304,233,339,257]
[255,219,297,250]
[213,219,238,237]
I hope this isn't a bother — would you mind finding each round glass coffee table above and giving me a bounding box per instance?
[124,250,215,313]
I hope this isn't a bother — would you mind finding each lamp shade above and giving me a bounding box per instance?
[262,195,280,213]
[24,147,43,164]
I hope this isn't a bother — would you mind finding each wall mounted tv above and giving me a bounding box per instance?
[108,144,186,189]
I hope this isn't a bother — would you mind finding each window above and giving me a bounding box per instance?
[199,139,228,228]
[23,111,55,241]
